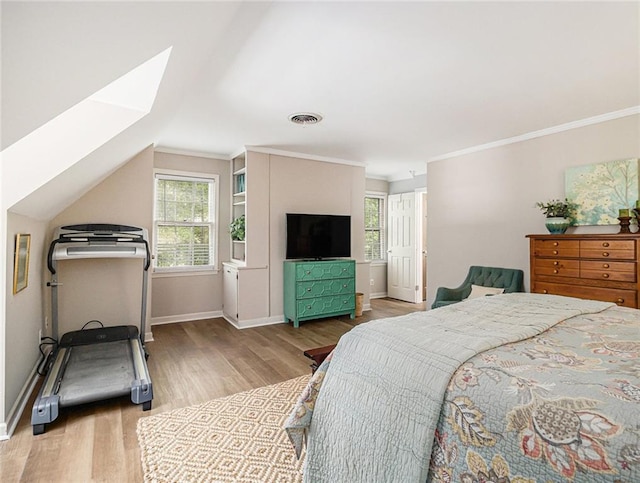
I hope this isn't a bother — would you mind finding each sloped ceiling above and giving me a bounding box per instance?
[2,1,639,220]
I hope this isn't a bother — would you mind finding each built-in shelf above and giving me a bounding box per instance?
[231,154,247,265]
[232,240,246,244]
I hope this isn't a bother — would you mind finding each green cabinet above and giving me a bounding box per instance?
[284,259,356,328]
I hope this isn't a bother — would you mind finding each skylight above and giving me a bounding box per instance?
[1,47,172,210]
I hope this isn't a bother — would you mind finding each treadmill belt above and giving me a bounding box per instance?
[58,340,134,407]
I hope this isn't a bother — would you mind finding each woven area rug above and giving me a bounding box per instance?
[137,375,309,482]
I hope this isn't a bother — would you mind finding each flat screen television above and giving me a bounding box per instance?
[286,213,351,260]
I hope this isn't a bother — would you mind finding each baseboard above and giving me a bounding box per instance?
[223,314,285,330]
[151,310,224,326]
[363,303,371,312]
[2,357,41,440]
[370,292,387,299]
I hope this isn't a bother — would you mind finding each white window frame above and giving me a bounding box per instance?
[365,191,387,264]
[153,169,219,274]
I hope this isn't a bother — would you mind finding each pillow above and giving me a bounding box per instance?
[466,284,505,300]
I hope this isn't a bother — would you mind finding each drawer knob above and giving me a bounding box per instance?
[343,300,348,304]
[553,269,558,274]
[307,305,312,309]
[307,288,312,292]
[553,261,559,266]
[343,284,347,288]
[602,252,610,257]
[603,242,610,247]
[553,242,558,246]
[542,289,548,294]
[553,250,558,255]
[306,271,311,275]
[602,273,610,278]
[616,298,624,304]
[603,263,610,268]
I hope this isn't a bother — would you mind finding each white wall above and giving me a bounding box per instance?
[0,161,5,435]
[46,148,231,330]
[426,114,640,307]
[365,178,390,297]
[152,151,230,322]
[389,174,426,194]
[4,212,47,433]
[268,154,367,316]
[49,146,154,336]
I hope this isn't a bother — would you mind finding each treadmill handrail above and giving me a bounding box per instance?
[47,231,151,274]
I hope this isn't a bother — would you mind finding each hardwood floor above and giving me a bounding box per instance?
[0,298,424,482]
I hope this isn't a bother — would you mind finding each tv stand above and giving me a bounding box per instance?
[283,259,356,328]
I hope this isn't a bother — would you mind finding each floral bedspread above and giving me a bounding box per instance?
[429,304,640,482]
[286,300,640,482]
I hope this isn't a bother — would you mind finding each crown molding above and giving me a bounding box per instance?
[428,106,640,163]
[154,146,230,160]
[365,173,390,181]
[243,146,366,168]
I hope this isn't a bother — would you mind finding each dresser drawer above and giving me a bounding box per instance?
[580,248,636,260]
[295,261,355,281]
[580,260,637,282]
[580,240,635,260]
[284,259,356,328]
[533,281,636,308]
[533,239,579,258]
[580,239,634,251]
[296,278,355,299]
[534,258,579,277]
[296,294,355,318]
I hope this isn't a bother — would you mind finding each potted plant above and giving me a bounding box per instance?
[229,215,245,241]
[535,198,578,234]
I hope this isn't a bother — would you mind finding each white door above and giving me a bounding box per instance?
[387,192,418,302]
[422,192,428,301]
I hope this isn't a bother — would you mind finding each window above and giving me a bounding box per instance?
[154,172,218,271]
[364,193,386,262]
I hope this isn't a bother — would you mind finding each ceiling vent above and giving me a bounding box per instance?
[289,112,323,125]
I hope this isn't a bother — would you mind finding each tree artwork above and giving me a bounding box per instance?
[565,158,640,225]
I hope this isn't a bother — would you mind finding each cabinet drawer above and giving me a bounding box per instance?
[533,281,636,308]
[534,258,579,277]
[533,239,579,258]
[580,260,637,282]
[296,294,355,318]
[296,279,355,299]
[295,261,355,281]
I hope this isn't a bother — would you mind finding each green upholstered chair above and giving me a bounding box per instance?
[431,265,525,309]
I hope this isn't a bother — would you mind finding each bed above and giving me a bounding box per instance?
[285,293,640,482]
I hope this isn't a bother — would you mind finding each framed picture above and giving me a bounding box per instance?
[13,233,31,294]
[565,158,640,225]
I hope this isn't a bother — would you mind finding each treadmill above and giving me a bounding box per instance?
[31,223,153,435]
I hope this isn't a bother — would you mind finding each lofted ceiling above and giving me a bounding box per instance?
[2,1,639,218]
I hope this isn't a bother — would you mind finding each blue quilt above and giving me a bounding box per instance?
[285,294,640,482]
[429,300,640,482]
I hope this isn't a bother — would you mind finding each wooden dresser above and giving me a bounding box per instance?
[527,234,640,308]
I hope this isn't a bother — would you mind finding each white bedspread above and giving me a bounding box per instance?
[303,293,613,482]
